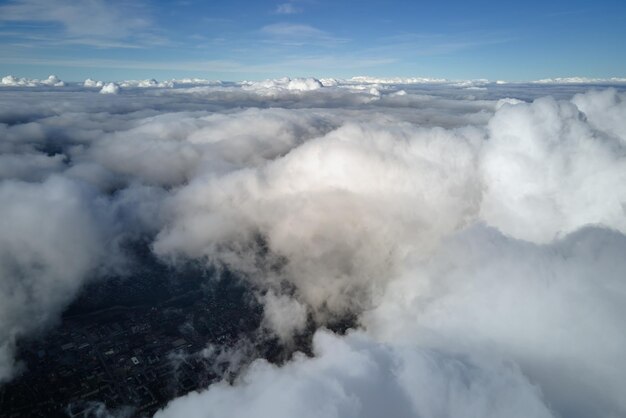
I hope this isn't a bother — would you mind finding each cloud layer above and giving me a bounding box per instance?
[0,78,625,417]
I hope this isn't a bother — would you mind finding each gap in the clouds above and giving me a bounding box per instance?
[1,239,357,418]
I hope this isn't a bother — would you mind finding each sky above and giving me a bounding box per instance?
[2,3,626,418]
[0,0,625,81]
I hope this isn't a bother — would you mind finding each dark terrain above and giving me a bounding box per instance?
[0,244,295,418]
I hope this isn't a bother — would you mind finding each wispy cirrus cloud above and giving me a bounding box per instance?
[0,0,163,48]
[260,23,349,47]
[261,23,326,38]
[357,30,515,61]
[382,31,514,51]
[274,3,302,15]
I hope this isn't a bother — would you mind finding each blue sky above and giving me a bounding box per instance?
[0,0,625,81]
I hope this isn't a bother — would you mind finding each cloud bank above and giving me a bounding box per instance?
[0,78,625,417]
[0,176,112,382]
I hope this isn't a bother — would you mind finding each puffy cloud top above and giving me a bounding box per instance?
[99,82,120,94]
[1,75,64,87]
[242,77,324,92]
[84,78,104,88]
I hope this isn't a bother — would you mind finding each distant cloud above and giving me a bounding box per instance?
[275,3,301,15]
[260,23,348,47]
